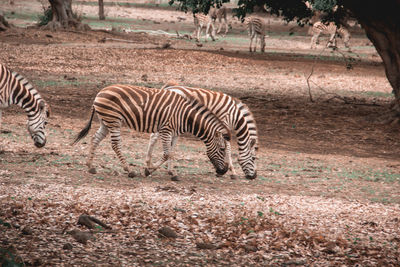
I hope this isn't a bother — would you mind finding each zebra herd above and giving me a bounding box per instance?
[0,63,258,180]
[192,5,351,52]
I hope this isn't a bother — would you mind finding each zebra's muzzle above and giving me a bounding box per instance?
[216,164,228,175]
[34,139,46,148]
[246,171,257,180]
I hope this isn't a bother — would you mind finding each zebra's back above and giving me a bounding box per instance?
[94,85,181,133]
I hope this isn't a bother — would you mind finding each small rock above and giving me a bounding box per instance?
[196,242,216,250]
[63,243,73,250]
[88,168,97,174]
[170,175,180,181]
[243,244,258,252]
[141,74,148,81]
[230,174,239,180]
[21,226,33,235]
[69,229,93,245]
[128,171,136,178]
[158,226,177,238]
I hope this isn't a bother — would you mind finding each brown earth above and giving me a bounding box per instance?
[1,2,400,266]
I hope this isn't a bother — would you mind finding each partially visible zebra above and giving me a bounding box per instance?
[193,13,216,42]
[146,82,258,180]
[310,21,350,49]
[0,63,50,148]
[72,85,231,178]
[245,16,267,52]
[209,5,231,36]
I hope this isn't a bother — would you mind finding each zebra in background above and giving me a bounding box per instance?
[146,81,258,180]
[310,21,351,49]
[245,16,267,52]
[0,63,50,148]
[72,84,231,178]
[193,12,216,42]
[210,5,231,36]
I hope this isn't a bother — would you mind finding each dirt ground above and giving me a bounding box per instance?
[1,1,400,266]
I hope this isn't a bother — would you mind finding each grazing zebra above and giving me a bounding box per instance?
[0,63,50,148]
[210,5,231,36]
[245,16,267,52]
[146,82,258,180]
[72,85,231,178]
[310,21,350,49]
[193,13,216,42]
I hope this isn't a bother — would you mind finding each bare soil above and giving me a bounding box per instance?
[1,1,400,266]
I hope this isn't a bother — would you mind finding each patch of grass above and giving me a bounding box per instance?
[361,91,393,98]
[32,78,92,88]
[75,1,177,10]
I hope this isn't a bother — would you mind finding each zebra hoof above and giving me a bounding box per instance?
[128,171,136,178]
[144,168,151,177]
[88,168,97,174]
[170,176,180,182]
[230,174,239,180]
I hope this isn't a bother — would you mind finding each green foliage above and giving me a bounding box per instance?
[37,7,52,26]
[0,247,23,267]
[311,0,336,12]
[169,0,229,13]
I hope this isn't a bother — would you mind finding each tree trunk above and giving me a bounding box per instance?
[0,13,11,31]
[98,0,105,20]
[42,0,90,31]
[345,0,400,122]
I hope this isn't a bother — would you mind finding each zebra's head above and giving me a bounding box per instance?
[238,137,258,180]
[27,100,50,148]
[206,129,231,175]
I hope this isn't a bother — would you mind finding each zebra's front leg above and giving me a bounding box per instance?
[145,132,159,170]
[226,142,239,179]
[144,132,172,177]
[167,136,179,176]
[110,129,136,178]
[86,122,109,174]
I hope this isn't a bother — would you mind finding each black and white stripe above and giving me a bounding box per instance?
[0,63,49,148]
[193,13,216,42]
[146,83,258,180]
[73,84,231,177]
[310,21,350,49]
[245,16,267,52]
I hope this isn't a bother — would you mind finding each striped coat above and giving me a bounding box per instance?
[0,63,50,148]
[193,13,216,42]
[73,85,231,177]
[310,21,350,49]
[146,82,258,179]
[245,16,267,53]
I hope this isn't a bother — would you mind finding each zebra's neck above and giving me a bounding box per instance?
[10,71,42,114]
[184,101,220,141]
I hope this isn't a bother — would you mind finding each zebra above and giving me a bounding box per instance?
[310,21,350,49]
[209,5,231,36]
[245,16,267,53]
[0,63,50,148]
[146,82,258,180]
[72,84,231,178]
[193,12,216,42]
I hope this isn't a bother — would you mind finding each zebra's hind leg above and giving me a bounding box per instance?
[86,121,109,174]
[109,129,136,178]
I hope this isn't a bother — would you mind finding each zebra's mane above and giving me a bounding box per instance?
[235,99,258,141]
[182,92,231,138]
[10,70,44,106]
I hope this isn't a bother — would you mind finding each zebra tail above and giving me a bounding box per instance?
[71,107,95,145]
